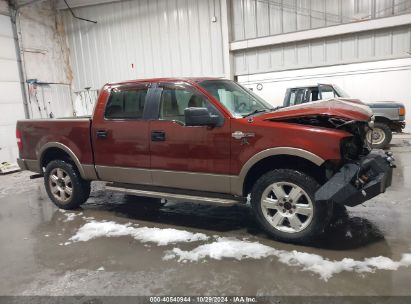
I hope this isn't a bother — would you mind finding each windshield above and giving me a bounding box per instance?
[333,85,350,98]
[198,80,273,117]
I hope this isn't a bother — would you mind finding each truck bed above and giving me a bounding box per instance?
[16,118,94,170]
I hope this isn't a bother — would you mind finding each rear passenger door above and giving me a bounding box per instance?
[148,82,231,193]
[92,83,152,184]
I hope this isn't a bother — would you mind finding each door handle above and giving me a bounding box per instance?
[96,130,108,139]
[151,130,165,141]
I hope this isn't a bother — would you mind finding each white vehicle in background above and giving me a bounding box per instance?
[283,84,406,149]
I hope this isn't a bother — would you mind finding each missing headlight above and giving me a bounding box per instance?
[341,136,360,160]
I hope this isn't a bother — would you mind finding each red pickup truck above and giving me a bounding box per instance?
[16,78,394,243]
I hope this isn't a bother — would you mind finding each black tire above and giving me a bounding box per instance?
[250,169,332,243]
[44,160,91,210]
[329,203,348,224]
[367,122,392,149]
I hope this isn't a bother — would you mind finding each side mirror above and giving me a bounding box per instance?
[184,107,219,127]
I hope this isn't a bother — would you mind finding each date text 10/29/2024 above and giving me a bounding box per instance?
[149,297,257,303]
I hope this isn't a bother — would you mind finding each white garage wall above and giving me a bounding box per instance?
[233,24,411,76]
[62,0,226,91]
[18,1,75,119]
[231,0,411,41]
[0,5,26,163]
[238,58,411,131]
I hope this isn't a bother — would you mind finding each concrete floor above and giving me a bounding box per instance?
[1,136,411,296]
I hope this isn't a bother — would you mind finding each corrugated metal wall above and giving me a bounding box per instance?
[0,9,26,163]
[234,24,411,75]
[26,84,74,119]
[231,0,411,41]
[63,0,225,91]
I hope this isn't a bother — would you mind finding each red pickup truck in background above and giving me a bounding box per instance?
[16,78,395,243]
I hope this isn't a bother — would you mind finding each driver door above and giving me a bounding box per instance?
[149,82,231,193]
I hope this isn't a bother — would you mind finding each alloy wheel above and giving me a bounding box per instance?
[260,181,314,233]
[49,168,73,203]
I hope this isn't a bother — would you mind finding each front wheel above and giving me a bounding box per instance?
[44,160,91,210]
[366,122,392,149]
[251,169,332,243]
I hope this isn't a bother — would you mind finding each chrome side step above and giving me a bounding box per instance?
[105,184,242,206]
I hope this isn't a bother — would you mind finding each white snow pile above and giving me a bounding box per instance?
[164,238,275,261]
[164,238,411,281]
[66,221,209,246]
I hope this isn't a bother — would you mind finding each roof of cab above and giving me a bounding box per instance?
[106,77,225,87]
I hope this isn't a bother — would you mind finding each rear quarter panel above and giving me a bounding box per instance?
[17,119,93,165]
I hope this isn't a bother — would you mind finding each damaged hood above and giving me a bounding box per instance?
[263,98,373,122]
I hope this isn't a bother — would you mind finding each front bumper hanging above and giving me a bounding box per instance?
[315,150,395,207]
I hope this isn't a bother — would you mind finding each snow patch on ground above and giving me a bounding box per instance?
[63,219,411,281]
[63,213,77,222]
[164,238,274,261]
[61,211,82,222]
[66,221,209,246]
[164,238,411,281]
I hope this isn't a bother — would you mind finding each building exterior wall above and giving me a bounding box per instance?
[62,0,226,91]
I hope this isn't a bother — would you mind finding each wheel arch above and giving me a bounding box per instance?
[374,116,392,124]
[233,148,326,197]
[39,143,86,179]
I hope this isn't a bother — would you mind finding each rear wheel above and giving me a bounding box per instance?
[366,122,392,149]
[251,169,332,243]
[44,160,91,210]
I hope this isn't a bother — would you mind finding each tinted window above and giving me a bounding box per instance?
[289,89,306,106]
[309,88,320,101]
[159,85,222,125]
[105,87,147,119]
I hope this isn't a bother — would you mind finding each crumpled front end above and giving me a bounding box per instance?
[260,98,394,207]
[315,150,395,206]
[264,98,373,122]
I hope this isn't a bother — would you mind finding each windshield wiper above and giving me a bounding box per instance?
[242,109,269,118]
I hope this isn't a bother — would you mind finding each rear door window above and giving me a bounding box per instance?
[105,86,148,119]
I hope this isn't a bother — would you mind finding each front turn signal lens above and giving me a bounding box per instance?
[399,107,406,116]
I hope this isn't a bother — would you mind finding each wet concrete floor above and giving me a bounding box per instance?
[1,136,411,296]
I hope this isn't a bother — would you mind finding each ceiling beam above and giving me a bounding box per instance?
[230,13,411,51]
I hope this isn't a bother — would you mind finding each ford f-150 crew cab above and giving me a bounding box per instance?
[16,78,395,243]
